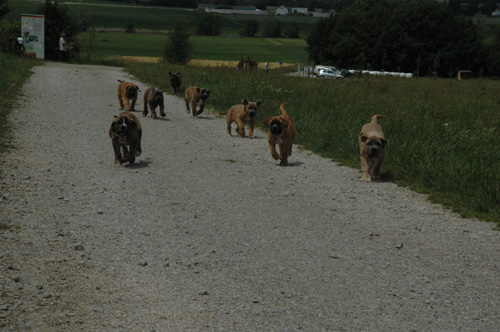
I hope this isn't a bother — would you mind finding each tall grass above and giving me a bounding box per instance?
[117,60,500,226]
[0,53,39,153]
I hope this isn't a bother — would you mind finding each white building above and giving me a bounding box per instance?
[291,7,308,15]
[275,5,289,15]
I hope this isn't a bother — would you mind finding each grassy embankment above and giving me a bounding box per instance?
[0,52,39,230]
[113,60,500,227]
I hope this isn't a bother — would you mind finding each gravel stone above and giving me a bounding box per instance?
[0,62,499,331]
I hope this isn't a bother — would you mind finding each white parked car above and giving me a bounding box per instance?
[317,68,344,79]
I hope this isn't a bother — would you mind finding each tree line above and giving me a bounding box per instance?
[306,0,500,77]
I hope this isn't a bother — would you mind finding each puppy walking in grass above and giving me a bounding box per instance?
[221,99,263,139]
[359,114,386,181]
[264,102,296,166]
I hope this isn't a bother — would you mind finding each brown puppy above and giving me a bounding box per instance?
[117,80,139,111]
[359,114,386,181]
[264,102,296,166]
[109,112,142,166]
[184,86,210,117]
[143,87,165,119]
[221,99,263,139]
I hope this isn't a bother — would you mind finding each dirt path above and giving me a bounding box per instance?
[1,62,499,331]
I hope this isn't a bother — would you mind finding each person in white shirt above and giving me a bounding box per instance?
[58,33,67,61]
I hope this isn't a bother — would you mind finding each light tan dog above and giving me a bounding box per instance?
[221,99,263,138]
[143,87,165,119]
[109,112,142,166]
[359,114,386,181]
[117,80,140,111]
[264,102,296,166]
[184,86,210,117]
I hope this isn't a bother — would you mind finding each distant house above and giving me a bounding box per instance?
[291,7,308,15]
[275,5,289,16]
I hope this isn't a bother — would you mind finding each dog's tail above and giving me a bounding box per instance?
[220,110,228,115]
[280,102,290,117]
[117,79,124,83]
[371,114,384,123]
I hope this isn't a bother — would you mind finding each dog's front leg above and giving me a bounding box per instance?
[150,104,158,119]
[191,102,197,117]
[196,104,205,116]
[248,122,255,139]
[279,143,288,166]
[269,142,279,160]
[126,144,136,164]
[112,142,123,166]
[143,100,149,117]
[118,96,125,110]
[235,119,245,137]
[130,98,136,112]
[159,103,166,117]
[360,156,371,181]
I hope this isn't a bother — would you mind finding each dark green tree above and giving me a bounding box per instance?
[240,19,259,37]
[196,14,221,36]
[262,19,281,38]
[36,0,81,60]
[306,0,487,76]
[284,22,300,39]
[164,19,192,64]
[0,0,9,18]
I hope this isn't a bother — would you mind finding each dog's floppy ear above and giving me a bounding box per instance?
[264,117,272,126]
[196,87,201,93]
[381,139,387,148]
[206,90,210,95]
[242,99,249,105]
[360,133,368,142]
[257,99,263,107]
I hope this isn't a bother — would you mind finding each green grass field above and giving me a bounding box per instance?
[7,0,319,36]
[76,32,310,63]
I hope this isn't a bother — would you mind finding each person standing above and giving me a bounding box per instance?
[59,33,67,61]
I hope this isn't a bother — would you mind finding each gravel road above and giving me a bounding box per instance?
[1,62,499,331]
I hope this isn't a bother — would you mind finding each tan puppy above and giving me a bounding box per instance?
[264,102,296,166]
[143,87,165,119]
[359,114,386,181]
[117,80,140,111]
[221,99,263,138]
[109,112,142,166]
[184,86,210,117]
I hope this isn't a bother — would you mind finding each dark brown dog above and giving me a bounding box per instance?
[359,114,386,181]
[168,72,182,94]
[117,80,139,111]
[109,112,142,166]
[264,102,296,166]
[143,87,165,119]
[221,99,263,139]
[184,86,210,117]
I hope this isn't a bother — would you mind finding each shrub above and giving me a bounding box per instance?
[163,19,192,64]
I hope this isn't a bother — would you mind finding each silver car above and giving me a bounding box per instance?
[317,69,344,79]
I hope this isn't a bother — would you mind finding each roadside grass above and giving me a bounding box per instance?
[76,32,310,64]
[114,59,500,226]
[0,52,39,154]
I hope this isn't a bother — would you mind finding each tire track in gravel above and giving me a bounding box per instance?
[1,62,499,331]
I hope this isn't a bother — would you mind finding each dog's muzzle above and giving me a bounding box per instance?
[270,121,282,136]
[367,145,380,157]
[248,108,257,118]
